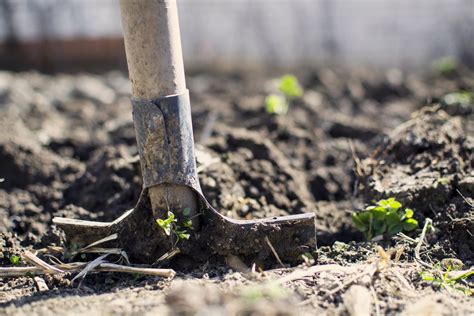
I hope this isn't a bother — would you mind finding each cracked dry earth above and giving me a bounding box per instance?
[0,67,473,315]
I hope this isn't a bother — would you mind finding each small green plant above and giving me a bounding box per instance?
[352,197,418,240]
[432,57,457,76]
[265,94,288,115]
[442,91,473,107]
[278,74,303,98]
[9,254,21,266]
[421,260,473,295]
[156,211,176,236]
[265,74,303,115]
[155,209,193,243]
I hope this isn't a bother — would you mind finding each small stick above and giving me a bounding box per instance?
[23,250,64,274]
[0,262,175,278]
[414,219,433,269]
[96,263,176,278]
[276,264,361,285]
[265,236,285,268]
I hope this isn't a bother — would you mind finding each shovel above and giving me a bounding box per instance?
[53,0,316,267]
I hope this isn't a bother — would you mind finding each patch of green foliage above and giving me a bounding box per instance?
[265,94,288,115]
[265,74,303,115]
[442,91,473,107]
[421,259,473,295]
[9,254,21,266]
[277,74,303,98]
[155,209,193,243]
[352,198,418,240]
[156,211,176,236]
[432,57,457,76]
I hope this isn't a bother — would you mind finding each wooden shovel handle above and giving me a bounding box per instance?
[120,0,186,99]
[120,0,198,220]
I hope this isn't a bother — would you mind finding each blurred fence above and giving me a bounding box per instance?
[0,0,473,71]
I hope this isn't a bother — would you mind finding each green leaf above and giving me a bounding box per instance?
[277,74,303,98]
[176,229,190,241]
[183,219,193,229]
[182,208,191,217]
[352,211,372,231]
[442,91,473,106]
[403,218,418,231]
[156,211,176,236]
[372,208,387,220]
[386,211,401,226]
[372,219,386,231]
[156,219,171,235]
[9,255,21,266]
[387,223,403,236]
[404,208,414,219]
[387,199,402,210]
[352,212,368,232]
[420,271,435,282]
[265,94,288,115]
[373,221,387,237]
[432,57,457,75]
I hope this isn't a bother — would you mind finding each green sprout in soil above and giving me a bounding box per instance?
[421,259,473,295]
[9,254,21,266]
[432,56,458,76]
[156,209,192,242]
[352,197,418,240]
[278,74,303,98]
[442,91,473,108]
[265,74,303,115]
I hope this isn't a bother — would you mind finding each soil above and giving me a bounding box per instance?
[0,67,473,315]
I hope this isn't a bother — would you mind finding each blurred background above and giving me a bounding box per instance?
[0,0,473,72]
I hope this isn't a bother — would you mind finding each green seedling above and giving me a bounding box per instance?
[432,57,457,76]
[9,254,21,266]
[277,74,303,98]
[265,74,303,115]
[265,94,288,115]
[156,211,176,236]
[421,260,473,295]
[442,91,473,107]
[299,252,315,266]
[155,209,193,243]
[352,197,418,240]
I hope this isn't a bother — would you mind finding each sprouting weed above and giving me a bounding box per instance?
[265,94,288,115]
[155,210,194,243]
[442,91,473,107]
[432,57,457,76]
[9,254,21,266]
[421,259,473,295]
[352,197,418,240]
[156,211,176,236]
[277,74,303,98]
[265,74,303,115]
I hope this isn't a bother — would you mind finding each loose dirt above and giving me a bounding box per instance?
[0,67,473,315]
